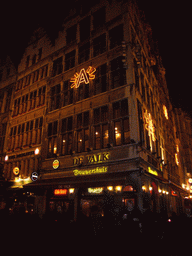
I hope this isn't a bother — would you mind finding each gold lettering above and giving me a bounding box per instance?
[103,152,110,161]
[73,167,108,176]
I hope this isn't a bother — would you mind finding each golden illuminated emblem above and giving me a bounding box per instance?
[13,167,20,175]
[70,66,96,88]
[53,159,60,169]
[143,110,156,142]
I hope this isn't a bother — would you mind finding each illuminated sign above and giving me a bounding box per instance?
[163,105,168,119]
[54,189,68,195]
[148,167,158,176]
[73,166,108,176]
[13,167,20,175]
[53,159,60,169]
[88,187,103,194]
[175,153,179,166]
[73,152,110,166]
[143,110,156,142]
[70,66,96,88]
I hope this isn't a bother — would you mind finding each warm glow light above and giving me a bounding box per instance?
[54,189,68,195]
[158,189,162,193]
[69,188,75,194]
[143,111,156,142]
[175,153,179,165]
[70,66,96,88]
[107,186,113,191]
[115,186,122,192]
[88,187,103,194]
[149,186,153,191]
[5,155,8,161]
[163,105,168,119]
[142,186,146,191]
[35,148,40,155]
[148,167,158,176]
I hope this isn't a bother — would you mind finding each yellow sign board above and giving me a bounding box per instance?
[148,167,158,176]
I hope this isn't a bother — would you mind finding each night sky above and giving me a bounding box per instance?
[0,0,191,116]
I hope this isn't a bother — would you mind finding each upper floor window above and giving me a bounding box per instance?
[52,57,63,77]
[94,106,109,149]
[93,63,107,95]
[112,99,130,146]
[110,57,126,89]
[61,116,73,155]
[93,34,106,57]
[65,50,76,71]
[109,24,124,49]
[50,84,61,111]
[63,80,73,106]
[66,24,77,44]
[93,7,106,30]
[48,121,58,158]
[80,16,90,41]
[78,42,90,64]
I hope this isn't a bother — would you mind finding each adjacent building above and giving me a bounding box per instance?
[1,0,190,218]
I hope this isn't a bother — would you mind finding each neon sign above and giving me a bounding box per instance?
[148,167,158,176]
[70,66,96,88]
[54,189,68,195]
[143,110,156,142]
[73,166,108,176]
[88,187,103,194]
[163,105,168,119]
[73,152,110,166]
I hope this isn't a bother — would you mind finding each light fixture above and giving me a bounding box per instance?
[5,155,8,161]
[35,148,40,155]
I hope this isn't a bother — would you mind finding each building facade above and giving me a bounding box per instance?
[1,0,190,218]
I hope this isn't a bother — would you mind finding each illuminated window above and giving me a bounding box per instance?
[94,106,109,149]
[47,121,58,158]
[113,99,130,146]
[61,117,73,155]
[76,112,89,152]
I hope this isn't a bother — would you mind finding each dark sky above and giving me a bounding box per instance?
[0,0,191,116]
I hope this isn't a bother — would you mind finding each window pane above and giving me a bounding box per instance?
[115,121,121,146]
[62,134,66,155]
[68,133,73,154]
[84,112,89,127]
[123,118,130,144]
[101,106,108,122]
[94,108,100,124]
[84,129,89,151]
[53,137,57,154]
[95,126,100,149]
[102,124,109,148]
[77,130,83,152]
